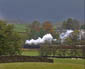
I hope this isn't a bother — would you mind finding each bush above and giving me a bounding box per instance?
[0,20,22,56]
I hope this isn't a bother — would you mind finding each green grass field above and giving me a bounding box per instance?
[0,50,84,69]
[0,59,84,69]
[14,24,27,32]
[22,49,39,56]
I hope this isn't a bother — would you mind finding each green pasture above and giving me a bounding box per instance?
[0,50,84,69]
[0,59,84,69]
[14,24,27,32]
[22,50,39,56]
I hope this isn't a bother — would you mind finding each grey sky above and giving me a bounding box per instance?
[0,0,84,22]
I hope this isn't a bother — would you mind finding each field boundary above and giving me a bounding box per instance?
[0,56,53,63]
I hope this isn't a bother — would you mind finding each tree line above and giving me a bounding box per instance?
[26,18,84,40]
[0,18,85,56]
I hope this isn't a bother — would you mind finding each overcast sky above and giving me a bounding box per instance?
[0,0,84,22]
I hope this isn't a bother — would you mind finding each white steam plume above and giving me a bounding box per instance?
[79,30,85,40]
[60,30,73,42]
[25,33,57,45]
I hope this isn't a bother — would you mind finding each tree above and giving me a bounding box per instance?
[42,21,54,34]
[62,18,80,30]
[64,30,80,45]
[39,45,51,56]
[26,20,41,39]
[64,30,80,56]
[39,43,57,56]
[31,20,40,31]
[72,19,80,30]
[0,20,22,56]
[81,24,85,29]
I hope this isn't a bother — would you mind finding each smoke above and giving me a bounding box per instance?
[60,30,73,42]
[25,30,84,45]
[79,30,85,40]
[25,33,57,45]
[59,30,73,43]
